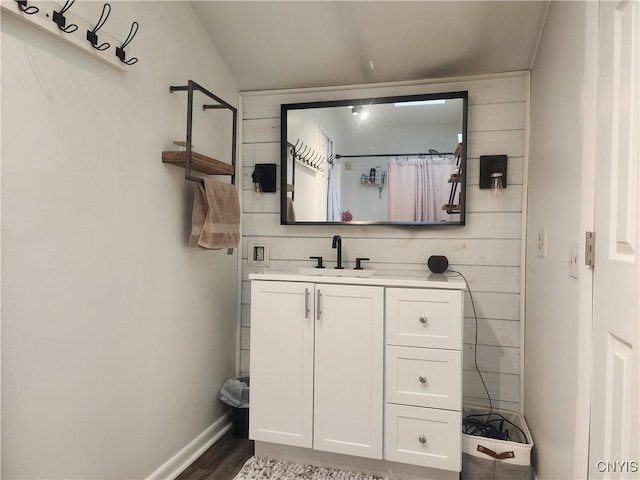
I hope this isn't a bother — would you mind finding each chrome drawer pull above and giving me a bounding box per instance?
[419,315,428,324]
[419,375,428,384]
[304,288,310,319]
[316,289,322,320]
[418,435,427,445]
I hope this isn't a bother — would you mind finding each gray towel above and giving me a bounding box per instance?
[286,197,296,222]
[190,179,240,250]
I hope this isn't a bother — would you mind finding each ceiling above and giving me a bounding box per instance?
[190,1,549,92]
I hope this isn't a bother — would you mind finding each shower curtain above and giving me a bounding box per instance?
[387,157,457,222]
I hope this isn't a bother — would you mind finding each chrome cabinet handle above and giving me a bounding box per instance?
[304,288,310,319]
[418,435,427,444]
[316,289,322,320]
[419,375,428,384]
[419,315,428,324]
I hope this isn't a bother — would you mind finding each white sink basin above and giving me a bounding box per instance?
[298,267,375,278]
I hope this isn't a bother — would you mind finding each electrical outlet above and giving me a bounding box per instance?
[247,241,270,267]
[537,227,547,258]
[568,242,579,279]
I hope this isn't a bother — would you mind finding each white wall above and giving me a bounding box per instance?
[525,1,597,478]
[240,73,528,410]
[1,2,239,478]
[338,158,388,222]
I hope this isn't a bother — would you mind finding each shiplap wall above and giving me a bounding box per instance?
[239,73,528,411]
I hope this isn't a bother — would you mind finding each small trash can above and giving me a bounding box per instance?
[218,376,250,438]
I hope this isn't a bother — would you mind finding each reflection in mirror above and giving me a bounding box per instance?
[281,92,468,226]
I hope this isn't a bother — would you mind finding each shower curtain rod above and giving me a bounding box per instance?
[334,151,455,159]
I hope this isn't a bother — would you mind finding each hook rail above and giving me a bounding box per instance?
[2,0,133,72]
[291,138,325,172]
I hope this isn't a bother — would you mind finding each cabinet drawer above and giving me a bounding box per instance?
[386,288,462,349]
[386,346,461,410]
[384,404,461,472]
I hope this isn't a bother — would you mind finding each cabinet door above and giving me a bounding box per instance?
[249,280,314,448]
[313,284,384,459]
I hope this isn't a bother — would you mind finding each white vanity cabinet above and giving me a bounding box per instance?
[249,273,465,475]
[250,279,384,459]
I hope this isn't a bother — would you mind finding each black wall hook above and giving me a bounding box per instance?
[116,21,139,65]
[15,0,39,15]
[86,3,112,51]
[53,0,78,33]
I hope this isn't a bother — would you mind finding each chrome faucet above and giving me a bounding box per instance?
[332,235,344,269]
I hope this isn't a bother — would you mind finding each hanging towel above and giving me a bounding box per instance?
[286,197,296,222]
[326,163,341,221]
[190,178,240,250]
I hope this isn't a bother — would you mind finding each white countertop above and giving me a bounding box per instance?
[248,270,466,290]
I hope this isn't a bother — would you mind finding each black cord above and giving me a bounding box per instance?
[464,412,528,444]
[446,268,529,444]
[446,269,493,415]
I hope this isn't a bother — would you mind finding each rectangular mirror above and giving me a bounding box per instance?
[280,91,468,226]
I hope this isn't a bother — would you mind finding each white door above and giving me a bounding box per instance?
[249,281,315,448]
[589,1,640,478]
[313,284,384,459]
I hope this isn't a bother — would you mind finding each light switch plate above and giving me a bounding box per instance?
[248,241,270,267]
[537,227,547,258]
[568,241,579,279]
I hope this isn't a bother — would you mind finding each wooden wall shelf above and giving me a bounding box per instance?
[165,81,237,185]
[162,151,235,176]
[442,204,461,214]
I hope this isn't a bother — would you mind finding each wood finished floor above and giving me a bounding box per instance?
[176,431,254,480]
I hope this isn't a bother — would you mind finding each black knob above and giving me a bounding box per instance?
[309,256,325,268]
[354,257,370,270]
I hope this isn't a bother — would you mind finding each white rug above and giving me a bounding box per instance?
[234,456,389,480]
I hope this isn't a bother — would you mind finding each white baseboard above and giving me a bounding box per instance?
[147,413,232,480]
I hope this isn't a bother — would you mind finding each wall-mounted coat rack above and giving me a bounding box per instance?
[292,139,325,172]
[1,0,138,72]
[162,80,237,185]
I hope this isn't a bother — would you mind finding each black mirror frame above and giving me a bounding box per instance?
[280,91,468,226]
